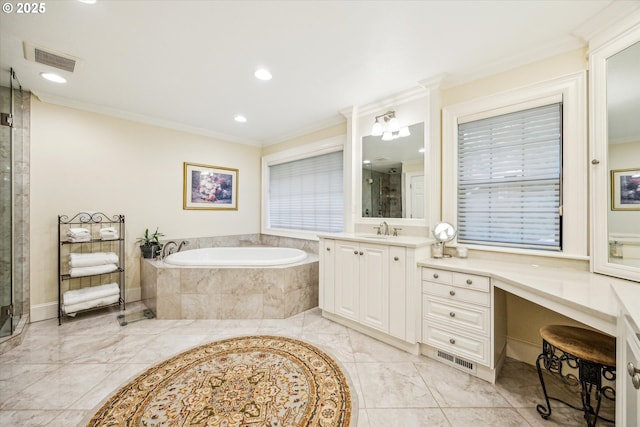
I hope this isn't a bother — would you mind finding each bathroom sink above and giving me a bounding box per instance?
[355,234,388,240]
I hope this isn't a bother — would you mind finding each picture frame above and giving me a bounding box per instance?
[611,168,640,211]
[183,162,238,210]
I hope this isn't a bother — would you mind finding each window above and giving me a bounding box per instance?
[457,103,562,250]
[266,149,344,234]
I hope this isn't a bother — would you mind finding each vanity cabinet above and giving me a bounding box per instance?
[419,265,505,383]
[617,303,640,426]
[319,235,429,346]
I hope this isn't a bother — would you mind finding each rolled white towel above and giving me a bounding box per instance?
[63,293,120,315]
[100,232,119,241]
[69,263,118,277]
[63,283,119,306]
[69,252,119,268]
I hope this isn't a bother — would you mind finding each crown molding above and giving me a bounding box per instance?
[32,90,263,147]
[355,85,429,118]
[574,0,640,47]
[260,113,346,147]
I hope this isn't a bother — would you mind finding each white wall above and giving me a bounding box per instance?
[30,98,261,320]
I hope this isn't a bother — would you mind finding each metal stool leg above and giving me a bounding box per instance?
[536,350,553,419]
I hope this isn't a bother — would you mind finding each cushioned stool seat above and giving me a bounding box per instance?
[536,325,616,426]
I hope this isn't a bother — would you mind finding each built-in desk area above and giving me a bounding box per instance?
[418,257,640,424]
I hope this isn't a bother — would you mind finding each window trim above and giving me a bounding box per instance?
[442,72,588,259]
[261,136,346,240]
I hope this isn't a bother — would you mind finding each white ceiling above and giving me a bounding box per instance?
[0,0,629,146]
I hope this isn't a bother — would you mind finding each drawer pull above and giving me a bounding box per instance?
[354,250,358,255]
[359,251,364,255]
[466,279,473,285]
[394,256,399,261]
[449,338,456,345]
[433,273,439,279]
[449,312,455,317]
[449,290,456,296]
[326,247,331,251]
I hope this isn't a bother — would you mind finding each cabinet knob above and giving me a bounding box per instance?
[449,338,456,345]
[326,247,331,251]
[591,159,600,165]
[449,290,456,296]
[359,251,364,255]
[634,374,640,390]
[628,362,640,377]
[394,256,399,261]
[449,312,456,317]
[466,279,472,285]
[354,250,359,255]
[433,273,439,279]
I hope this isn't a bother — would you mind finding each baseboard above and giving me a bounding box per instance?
[506,336,540,366]
[30,302,58,322]
[30,288,142,323]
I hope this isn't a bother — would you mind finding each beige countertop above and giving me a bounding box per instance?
[418,257,640,336]
[318,232,433,248]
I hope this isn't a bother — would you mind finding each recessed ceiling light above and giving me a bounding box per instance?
[234,115,247,123]
[40,72,66,83]
[254,69,272,81]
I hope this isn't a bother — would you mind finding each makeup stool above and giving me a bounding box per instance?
[536,325,616,426]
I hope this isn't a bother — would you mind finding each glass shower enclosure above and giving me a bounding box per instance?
[0,69,26,338]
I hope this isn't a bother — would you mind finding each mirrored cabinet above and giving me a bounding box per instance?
[589,14,640,283]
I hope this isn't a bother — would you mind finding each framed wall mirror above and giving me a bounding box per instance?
[590,19,640,282]
[361,122,425,219]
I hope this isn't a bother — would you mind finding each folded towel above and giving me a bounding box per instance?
[67,236,91,243]
[63,293,120,315]
[100,232,119,241]
[68,228,90,236]
[100,227,117,234]
[63,283,119,306]
[69,252,119,268]
[69,263,118,277]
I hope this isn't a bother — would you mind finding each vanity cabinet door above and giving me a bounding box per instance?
[333,240,360,321]
[389,246,407,339]
[618,315,640,426]
[319,239,335,312]
[359,243,389,332]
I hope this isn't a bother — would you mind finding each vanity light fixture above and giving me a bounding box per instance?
[371,111,410,141]
[40,72,66,83]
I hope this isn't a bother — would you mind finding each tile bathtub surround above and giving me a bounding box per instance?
[141,255,319,320]
[0,303,614,427]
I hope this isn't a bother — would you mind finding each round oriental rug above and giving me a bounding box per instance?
[87,335,353,426]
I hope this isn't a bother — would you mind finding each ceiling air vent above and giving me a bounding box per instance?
[23,42,81,73]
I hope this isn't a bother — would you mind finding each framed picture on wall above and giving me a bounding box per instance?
[611,168,640,211]
[183,162,238,210]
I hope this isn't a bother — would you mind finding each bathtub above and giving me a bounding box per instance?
[164,246,307,266]
[142,246,318,320]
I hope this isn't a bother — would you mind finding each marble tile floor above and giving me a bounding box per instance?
[0,302,615,427]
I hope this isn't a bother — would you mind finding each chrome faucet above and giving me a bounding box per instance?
[177,240,189,252]
[380,221,389,236]
[160,241,177,260]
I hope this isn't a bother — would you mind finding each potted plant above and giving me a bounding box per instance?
[137,227,164,259]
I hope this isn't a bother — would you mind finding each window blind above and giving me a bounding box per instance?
[457,103,562,250]
[268,150,344,233]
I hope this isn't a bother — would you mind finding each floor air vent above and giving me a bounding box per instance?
[23,42,80,73]
[436,349,476,374]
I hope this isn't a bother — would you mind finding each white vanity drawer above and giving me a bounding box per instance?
[423,296,489,335]
[422,281,490,307]
[453,272,490,292]
[422,322,489,364]
[422,268,453,285]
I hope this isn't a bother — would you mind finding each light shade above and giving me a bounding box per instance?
[398,126,410,137]
[371,120,383,136]
[382,131,393,141]
[234,115,247,123]
[387,116,400,132]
